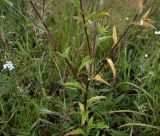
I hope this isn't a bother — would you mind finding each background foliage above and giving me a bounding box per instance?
[0,0,160,135]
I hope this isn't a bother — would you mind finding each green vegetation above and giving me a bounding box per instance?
[0,0,160,135]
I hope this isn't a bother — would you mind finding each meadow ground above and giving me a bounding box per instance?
[0,0,160,135]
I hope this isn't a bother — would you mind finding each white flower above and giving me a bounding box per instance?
[3,61,14,71]
[126,17,129,20]
[155,31,160,35]
[144,54,148,58]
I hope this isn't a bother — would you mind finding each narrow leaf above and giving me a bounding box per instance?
[64,82,86,92]
[81,112,87,126]
[106,58,116,78]
[39,118,54,126]
[112,26,118,48]
[88,116,94,127]
[142,20,156,29]
[88,122,109,129]
[89,75,110,86]
[60,47,71,59]
[88,96,106,105]
[95,122,109,129]
[119,123,160,130]
[79,102,87,126]
[86,12,110,21]
[79,102,84,112]
[79,56,91,73]
[65,128,86,136]
[132,19,156,29]
[39,108,57,115]
[142,8,151,19]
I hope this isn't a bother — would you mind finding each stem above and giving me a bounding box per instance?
[30,0,59,50]
[80,0,91,57]
[84,2,100,112]
[42,0,45,13]
[79,0,91,115]
[84,81,90,111]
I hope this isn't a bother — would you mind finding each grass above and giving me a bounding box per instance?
[0,0,160,135]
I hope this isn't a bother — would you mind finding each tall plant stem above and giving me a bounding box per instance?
[30,0,59,50]
[84,81,90,111]
[42,0,45,13]
[80,0,92,57]
[83,1,100,113]
[79,0,92,115]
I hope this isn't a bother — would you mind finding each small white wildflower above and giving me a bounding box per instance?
[3,61,14,71]
[144,54,148,58]
[155,31,160,35]
[126,17,129,20]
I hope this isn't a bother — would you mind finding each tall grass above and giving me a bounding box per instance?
[0,0,160,135]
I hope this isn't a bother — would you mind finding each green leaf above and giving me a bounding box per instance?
[88,122,109,130]
[86,12,110,21]
[81,112,87,126]
[39,118,54,126]
[64,82,86,93]
[88,116,94,127]
[95,122,109,129]
[79,103,87,126]
[65,128,86,136]
[114,94,125,104]
[39,108,57,115]
[79,102,84,112]
[78,56,91,73]
[61,47,71,59]
[119,123,160,130]
[87,96,106,106]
